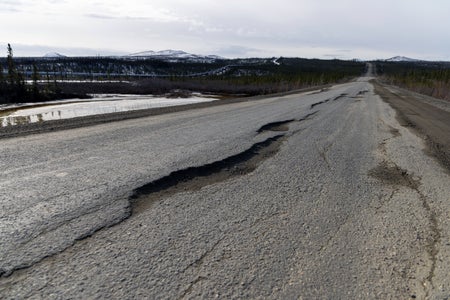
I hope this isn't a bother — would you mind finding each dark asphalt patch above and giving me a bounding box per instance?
[369,161,420,189]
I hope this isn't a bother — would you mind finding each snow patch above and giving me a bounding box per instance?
[43,52,66,58]
[0,94,219,127]
[127,49,223,61]
[385,56,421,62]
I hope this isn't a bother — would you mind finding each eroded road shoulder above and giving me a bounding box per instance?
[373,81,450,172]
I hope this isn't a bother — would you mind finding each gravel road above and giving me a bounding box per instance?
[1,75,450,299]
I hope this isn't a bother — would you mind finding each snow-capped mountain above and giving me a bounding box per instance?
[44,52,66,58]
[385,56,420,62]
[129,50,189,57]
[127,50,223,61]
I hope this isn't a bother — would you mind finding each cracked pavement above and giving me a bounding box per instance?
[1,74,450,299]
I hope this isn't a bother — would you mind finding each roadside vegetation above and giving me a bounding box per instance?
[1,43,365,104]
[0,44,88,104]
[376,61,450,101]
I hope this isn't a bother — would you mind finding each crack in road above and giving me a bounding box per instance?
[310,93,347,109]
[316,142,333,170]
[373,188,398,211]
[257,112,319,134]
[0,197,130,277]
[179,236,226,298]
[317,214,352,254]
[130,134,287,214]
[418,194,441,297]
[257,119,295,133]
[333,93,348,101]
[311,98,331,109]
[179,275,208,299]
[298,111,319,122]
[182,237,226,273]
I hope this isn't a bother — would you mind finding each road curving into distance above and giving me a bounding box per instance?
[1,73,450,299]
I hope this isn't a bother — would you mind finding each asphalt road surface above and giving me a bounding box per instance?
[1,74,450,299]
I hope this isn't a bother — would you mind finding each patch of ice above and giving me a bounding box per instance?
[0,95,218,127]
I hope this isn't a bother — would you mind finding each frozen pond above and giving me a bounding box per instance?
[0,94,218,127]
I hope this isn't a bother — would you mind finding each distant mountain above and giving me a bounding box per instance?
[127,50,223,61]
[385,56,421,62]
[43,52,66,58]
[129,50,186,57]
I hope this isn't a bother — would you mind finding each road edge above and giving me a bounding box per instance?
[0,84,332,139]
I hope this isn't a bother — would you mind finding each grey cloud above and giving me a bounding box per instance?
[0,0,24,5]
[1,43,127,57]
[85,13,156,21]
[0,0,24,12]
[85,13,117,20]
[216,45,262,58]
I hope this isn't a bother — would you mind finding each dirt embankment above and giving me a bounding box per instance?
[373,80,450,173]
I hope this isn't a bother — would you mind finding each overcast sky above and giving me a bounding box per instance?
[0,0,449,60]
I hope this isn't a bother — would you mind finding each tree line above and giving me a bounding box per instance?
[0,44,41,104]
[57,58,365,97]
[0,44,87,104]
[5,53,365,83]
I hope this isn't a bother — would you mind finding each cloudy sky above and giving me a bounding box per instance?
[0,0,449,60]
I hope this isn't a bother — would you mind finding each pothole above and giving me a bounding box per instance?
[257,119,295,133]
[130,135,287,214]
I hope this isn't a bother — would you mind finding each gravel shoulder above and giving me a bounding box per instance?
[372,80,450,172]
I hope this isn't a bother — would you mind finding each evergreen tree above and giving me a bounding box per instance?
[0,63,5,103]
[15,70,26,100]
[2,44,42,103]
[0,63,4,88]
[6,43,17,86]
[32,63,40,99]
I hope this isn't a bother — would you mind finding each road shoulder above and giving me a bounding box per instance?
[372,80,450,173]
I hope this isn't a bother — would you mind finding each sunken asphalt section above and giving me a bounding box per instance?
[1,77,450,299]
